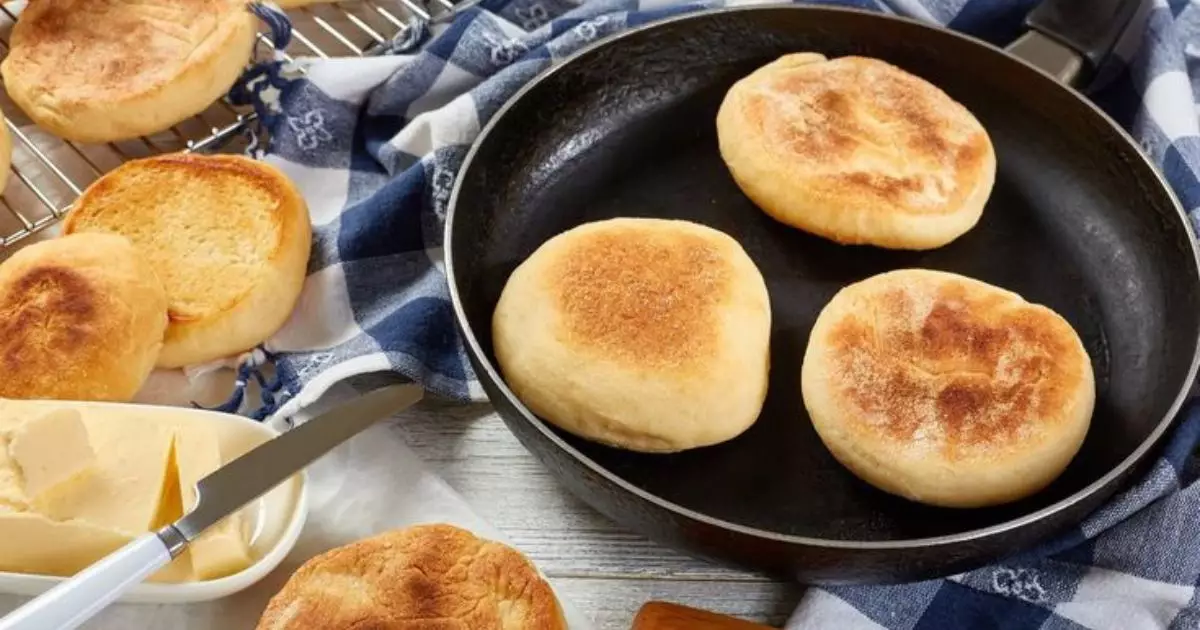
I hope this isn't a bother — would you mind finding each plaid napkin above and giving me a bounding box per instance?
[228,0,1200,627]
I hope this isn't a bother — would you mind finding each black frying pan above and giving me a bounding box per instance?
[445,0,1200,583]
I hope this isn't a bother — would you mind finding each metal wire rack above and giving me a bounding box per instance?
[0,0,463,251]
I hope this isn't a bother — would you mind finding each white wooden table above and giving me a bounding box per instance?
[394,397,803,629]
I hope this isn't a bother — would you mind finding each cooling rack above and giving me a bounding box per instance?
[0,0,462,250]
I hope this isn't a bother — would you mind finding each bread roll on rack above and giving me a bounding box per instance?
[1,0,257,143]
[63,153,312,368]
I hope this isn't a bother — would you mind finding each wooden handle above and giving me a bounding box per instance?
[631,601,777,630]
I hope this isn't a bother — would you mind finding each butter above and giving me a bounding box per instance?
[0,437,26,509]
[0,406,24,508]
[149,437,195,583]
[0,409,95,509]
[0,401,257,583]
[0,511,131,577]
[0,410,131,578]
[38,419,175,533]
[9,409,95,501]
[174,427,253,580]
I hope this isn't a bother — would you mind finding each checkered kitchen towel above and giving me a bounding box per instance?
[226,0,1200,627]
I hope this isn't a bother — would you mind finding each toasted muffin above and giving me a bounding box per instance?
[800,269,1094,508]
[716,54,996,250]
[63,154,312,368]
[492,217,771,453]
[0,112,11,194]
[1,0,256,143]
[256,524,566,630]
[0,233,168,402]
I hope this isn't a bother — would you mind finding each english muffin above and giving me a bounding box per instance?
[0,113,11,194]
[63,154,312,368]
[493,217,771,453]
[1,0,256,143]
[716,54,996,250]
[256,524,566,630]
[800,269,1094,508]
[0,233,168,402]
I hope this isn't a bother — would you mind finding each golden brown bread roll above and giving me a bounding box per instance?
[716,54,996,250]
[492,218,771,453]
[0,233,168,402]
[256,524,566,630]
[800,269,1094,508]
[0,0,256,143]
[63,154,312,368]
[0,111,11,194]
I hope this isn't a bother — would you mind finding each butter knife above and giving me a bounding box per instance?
[0,382,424,630]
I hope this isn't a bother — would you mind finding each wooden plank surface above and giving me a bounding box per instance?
[394,398,804,629]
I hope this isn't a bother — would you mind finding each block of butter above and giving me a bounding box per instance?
[170,426,253,581]
[0,409,94,509]
[8,409,95,502]
[36,415,176,533]
[0,401,254,582]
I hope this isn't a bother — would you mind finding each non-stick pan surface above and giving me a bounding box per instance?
[446,5,1200,582]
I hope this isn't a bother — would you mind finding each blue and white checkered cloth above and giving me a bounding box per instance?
[227,0,1200,627]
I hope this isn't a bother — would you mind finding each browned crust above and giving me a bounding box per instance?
[64,153,297,262]
[547,223,734,371]
[80,153,297,218]
[821,273,1089,460]
[255,524,566,630]
[3,0,247,103]
[62,153,303,323]
[726,54,992,216]
[0,266,101,378]
[0,233,166,402]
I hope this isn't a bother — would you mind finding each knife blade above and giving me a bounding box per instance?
[173,382,424,542]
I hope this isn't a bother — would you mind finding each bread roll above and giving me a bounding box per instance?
[800,269,1094,508]
[716,54,996,250]
[0,233,168,402]
[0,112,11,194]
[63,154,312,368]
[0,0,256,143]
[493,217,771,453]
[256,524,566,630]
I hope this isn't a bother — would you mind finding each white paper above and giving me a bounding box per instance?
[0,375,593,629]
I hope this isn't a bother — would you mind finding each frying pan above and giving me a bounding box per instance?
[445,0,1200,583]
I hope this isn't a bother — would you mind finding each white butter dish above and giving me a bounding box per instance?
[0,400,308,604]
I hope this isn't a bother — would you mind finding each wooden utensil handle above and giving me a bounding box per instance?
[632,601,777,629]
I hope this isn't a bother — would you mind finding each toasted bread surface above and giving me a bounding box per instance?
[0,112,10,194]
[801,269,1095,507]
[717,54,995,250]
[493,218,771,453]
[1,0,256,142]
[64,154,311,367]
[0,233,167,401]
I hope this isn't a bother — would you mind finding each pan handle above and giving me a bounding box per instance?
[1007,0,1143,86]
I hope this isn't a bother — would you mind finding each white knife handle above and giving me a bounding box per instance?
[0,533,173,630]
